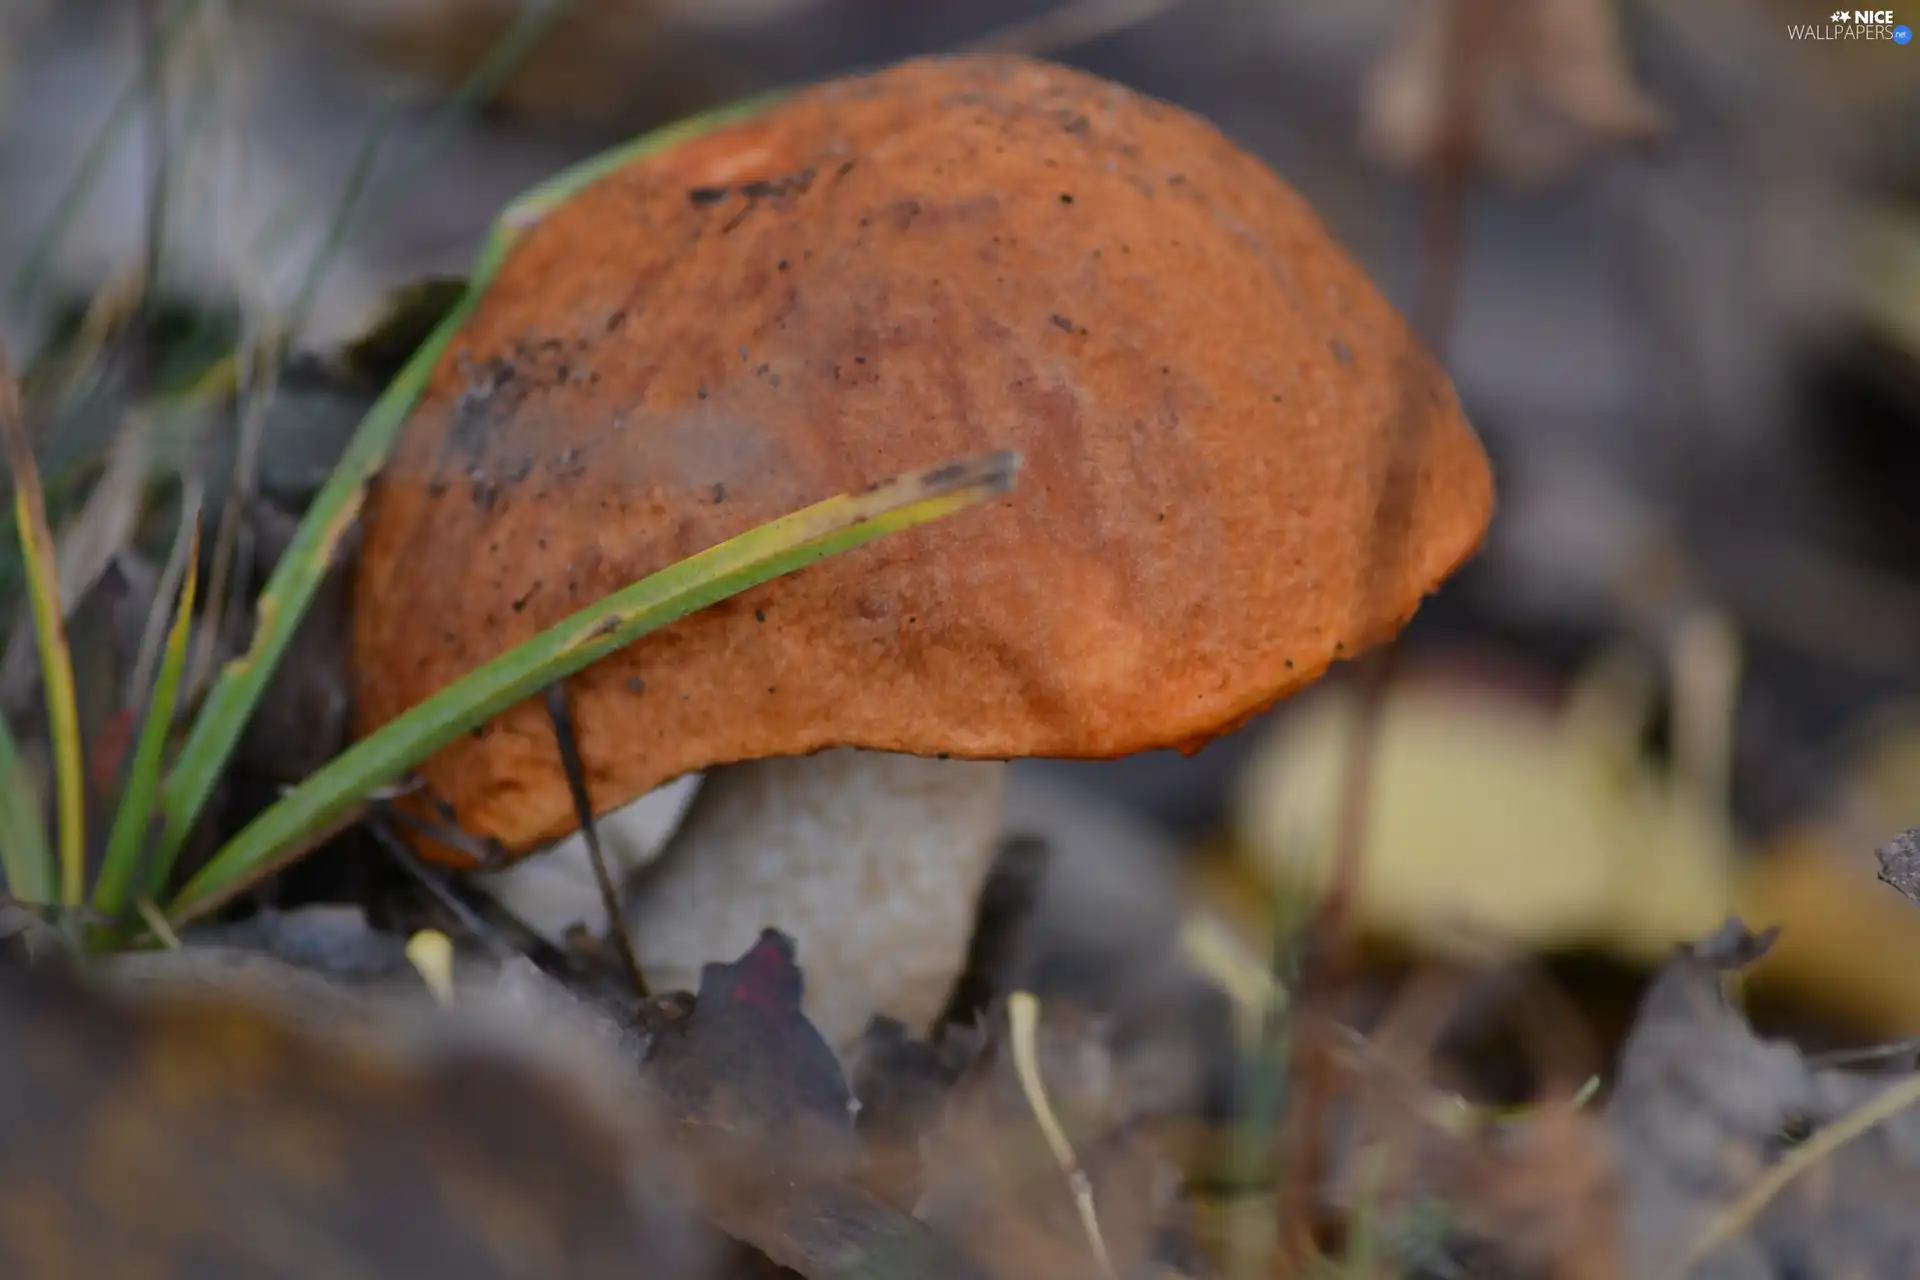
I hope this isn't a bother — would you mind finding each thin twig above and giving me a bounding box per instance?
[1672,1073,1920,1277]
[544,683,648,998]
[1807,1037,1920,1071]
[383,801,512,867]
[1275,0,1490,1261]
[369,814,515,961]
[1007,991,1119,1280]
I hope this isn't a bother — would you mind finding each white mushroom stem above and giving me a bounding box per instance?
[477,774,704,944]
[622,748,1009,1050]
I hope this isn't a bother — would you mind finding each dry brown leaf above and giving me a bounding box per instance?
[636,930,996,1279]
[1878,829,1920,911]
[0,953,709,1278]
[1605,921,1920,1277]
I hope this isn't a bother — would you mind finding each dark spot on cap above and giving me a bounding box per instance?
[1330,338,1352,364]
[712,482,727,503]
[754,608,766,623]
[1050,314,1075,333]
[1059,192,1074,204]
[626,677,645,694]
[688,186,728,207]
[739,170,812,202]
[922,461,968,487]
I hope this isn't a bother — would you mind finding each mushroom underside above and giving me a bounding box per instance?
[620,747,1009,1050]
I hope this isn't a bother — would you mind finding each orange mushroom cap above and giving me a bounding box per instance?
[352,53,1495,866]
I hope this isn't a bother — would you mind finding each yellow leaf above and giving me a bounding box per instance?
[1229,672,1732,965]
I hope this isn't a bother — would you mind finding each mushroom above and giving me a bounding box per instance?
[351,54,1495,1049]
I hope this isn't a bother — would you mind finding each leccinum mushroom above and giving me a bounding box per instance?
[351,54,1495,1048]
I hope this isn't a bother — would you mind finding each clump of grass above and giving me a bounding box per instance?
[0,90,1021,951]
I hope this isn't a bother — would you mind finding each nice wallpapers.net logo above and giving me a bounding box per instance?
[1788,9,1914,41]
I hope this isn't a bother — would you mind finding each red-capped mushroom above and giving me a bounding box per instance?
[353,54,1494,1045]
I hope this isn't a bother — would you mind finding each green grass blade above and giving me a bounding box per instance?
[90,509,200,928]
[0,708,54,904]
[1,354,86,906]
[164,449,1021,925]
[152,87,790,892]
[151,265,478,871]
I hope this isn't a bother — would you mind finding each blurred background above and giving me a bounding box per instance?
[3,0,1918,1058]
